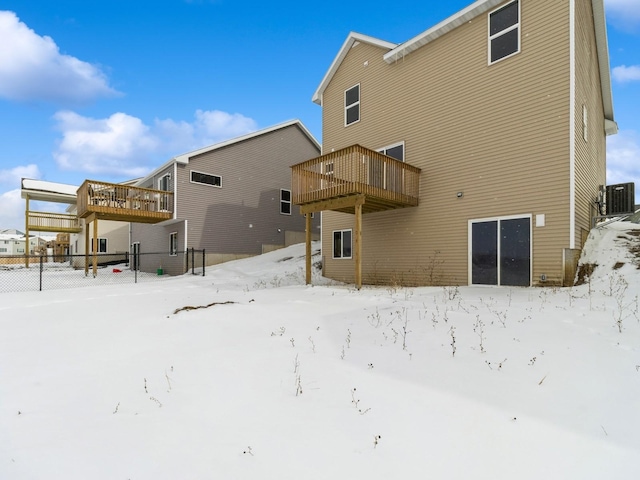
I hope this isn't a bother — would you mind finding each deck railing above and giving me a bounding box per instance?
[26,211,82,233]
[291,145,421,208]
[77,180,174,223]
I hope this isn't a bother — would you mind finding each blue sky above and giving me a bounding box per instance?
[1,0,639,231]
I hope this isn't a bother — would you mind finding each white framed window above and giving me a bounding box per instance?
[582,105,588,142]
[345,84,360,126]
[158,173,172,211]
[489,0,520,64]
[91,238,107,253]
[158,173,171,191]
[0,248,6,253]
[377,141,405,162]
[280,189,292,215]
[170,232,177,256]
[374,141,405,191]
[333,229,352,259]
[191,170,222,188]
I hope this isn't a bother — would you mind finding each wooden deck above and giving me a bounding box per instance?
[26,211,82,233]
[77,180,174,223]
[291,144,421,214]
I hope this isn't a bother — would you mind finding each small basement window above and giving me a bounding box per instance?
[333,230,352,259]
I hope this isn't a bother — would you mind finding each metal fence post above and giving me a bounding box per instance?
[191,248,195,275]
[39,255,44,291]
[202,249,205,276]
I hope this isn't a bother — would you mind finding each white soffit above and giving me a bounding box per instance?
[383,0,505,63]
[21,178,79,203]
[591,0,617,134]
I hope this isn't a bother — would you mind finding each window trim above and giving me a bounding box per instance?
[92,237,108,254]
[582,105,588,142]
[488,0,520,65]
[158,173,171,191]
[377,141,405,162]
[333,229,353,259]
[468,213,532,286]
[170,232,178,256]
[190,170,222,188]
[344,83,361,127]
[280,188,292,215]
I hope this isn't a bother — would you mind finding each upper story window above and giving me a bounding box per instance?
[489,0,520,64]
[191,170,222,188]
[159,173,171,191]
[378,142,405,162]
[280,189,292,215]
[345,84,360,126]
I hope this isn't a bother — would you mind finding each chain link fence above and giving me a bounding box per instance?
[0,249,205,293]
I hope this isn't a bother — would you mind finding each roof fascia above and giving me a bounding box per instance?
[312,32,397,105]
[591,0,617,134]
[381,0,616,133]
[135,120,320,186]
[383,0,504,63]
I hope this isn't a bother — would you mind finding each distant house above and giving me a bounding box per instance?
[0,233,46,255]
[0,233,25,255]
[131,120,321,275]
[292,0,616,287]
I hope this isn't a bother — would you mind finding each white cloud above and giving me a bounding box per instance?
[53,111,159,177]
[0,164,41,187]
[612,65,640,83]
[0,11,119,103]
[607,130,640,200]
[0,189,26,231]
[605,0,640,31]
[53,109,258,176]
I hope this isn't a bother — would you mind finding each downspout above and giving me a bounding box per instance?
[569,0,576,249]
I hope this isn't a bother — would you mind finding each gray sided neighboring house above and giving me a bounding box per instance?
[131,120,320,275]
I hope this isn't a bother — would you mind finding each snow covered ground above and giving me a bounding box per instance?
[1,222,639,479]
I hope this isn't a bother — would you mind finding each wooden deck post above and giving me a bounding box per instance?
[305,212,312,285]
[84,219,89,276]
[25,194,30,268]
[92,217,98,277]
[354,202,362,290]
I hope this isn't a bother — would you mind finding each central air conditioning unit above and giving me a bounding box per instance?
[606,183,635,215]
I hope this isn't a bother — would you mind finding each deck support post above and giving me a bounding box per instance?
[25,194,30,268]
[305,212,312,285]
[84,221,89,276]
[92,217,98,277]
[354,202,362,290]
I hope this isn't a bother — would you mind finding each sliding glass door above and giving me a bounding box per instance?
[470,216,531,286]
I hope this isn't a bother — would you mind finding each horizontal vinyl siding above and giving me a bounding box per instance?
[574,0,607,247]
[323,0,572,285]
[175,124,320,255]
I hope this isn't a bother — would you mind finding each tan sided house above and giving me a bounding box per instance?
[292,0,617,287]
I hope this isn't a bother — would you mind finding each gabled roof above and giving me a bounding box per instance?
[136,119,320,186]
[312,0,616,132]
[312,33,398,105]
